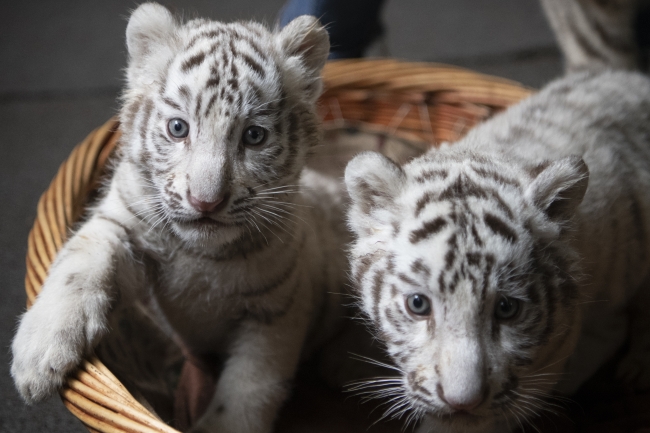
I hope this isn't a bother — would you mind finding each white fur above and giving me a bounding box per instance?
[12,5,347,433]
[345,69,650,433]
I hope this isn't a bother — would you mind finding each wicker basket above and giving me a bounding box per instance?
[24,59,533,433]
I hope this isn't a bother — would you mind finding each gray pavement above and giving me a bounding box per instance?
[0,1,561,431]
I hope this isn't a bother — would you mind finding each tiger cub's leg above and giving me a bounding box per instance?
[190,300,310,433]
[540,0,640,71]
[11,210,134,402]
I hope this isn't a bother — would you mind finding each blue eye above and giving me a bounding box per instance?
[242,126,267,146]
[495,295,520,320]
[167,118,189,138]
[406,294,431,316]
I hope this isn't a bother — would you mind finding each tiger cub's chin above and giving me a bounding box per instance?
[417,412,505,433]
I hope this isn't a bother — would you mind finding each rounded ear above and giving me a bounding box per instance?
[276,15,329,101]
[345,152,406,235]
[126,3,176,60]
[125,3,178,89]
[525,155,589,222]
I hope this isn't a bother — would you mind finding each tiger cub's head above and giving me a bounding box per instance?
[344,149,589,431]
[119,3,329,249]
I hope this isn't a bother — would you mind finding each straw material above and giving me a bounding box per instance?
[23,59,532,432]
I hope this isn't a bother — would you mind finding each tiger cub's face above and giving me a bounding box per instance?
[119,4,328,249]
[345,150,589,432]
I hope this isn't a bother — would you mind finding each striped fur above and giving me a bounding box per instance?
[541,0,650,71]
[11,4,348,433]
[345,70,650,433]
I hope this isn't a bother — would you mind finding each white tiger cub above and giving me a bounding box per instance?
[345,69,650,433]
[11,3,347,432]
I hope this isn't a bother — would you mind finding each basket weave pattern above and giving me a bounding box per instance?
[24,59,532,432]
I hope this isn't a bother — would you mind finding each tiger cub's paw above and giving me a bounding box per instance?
[11,293,94,403]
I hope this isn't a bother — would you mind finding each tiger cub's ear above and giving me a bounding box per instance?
[525,155,589,223]
[125,2,179,88]
[276,15,329,102]
[345,152,406,235]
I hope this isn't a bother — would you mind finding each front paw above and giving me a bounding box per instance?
[617,349,650,390]
[11,304,89,403]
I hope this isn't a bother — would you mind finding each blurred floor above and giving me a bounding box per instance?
[0,1,561,432]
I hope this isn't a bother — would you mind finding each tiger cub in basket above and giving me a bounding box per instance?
[344,69,650,433]
[11,3,348,432]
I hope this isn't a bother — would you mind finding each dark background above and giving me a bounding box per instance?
[0,1,561,431]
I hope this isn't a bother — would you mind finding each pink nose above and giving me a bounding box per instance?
[188,194,227,213]
[437,384,486,412]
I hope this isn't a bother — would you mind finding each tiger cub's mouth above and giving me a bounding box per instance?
[411,394,490,425]
[175,216,234,229]
[194,217,225,225]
